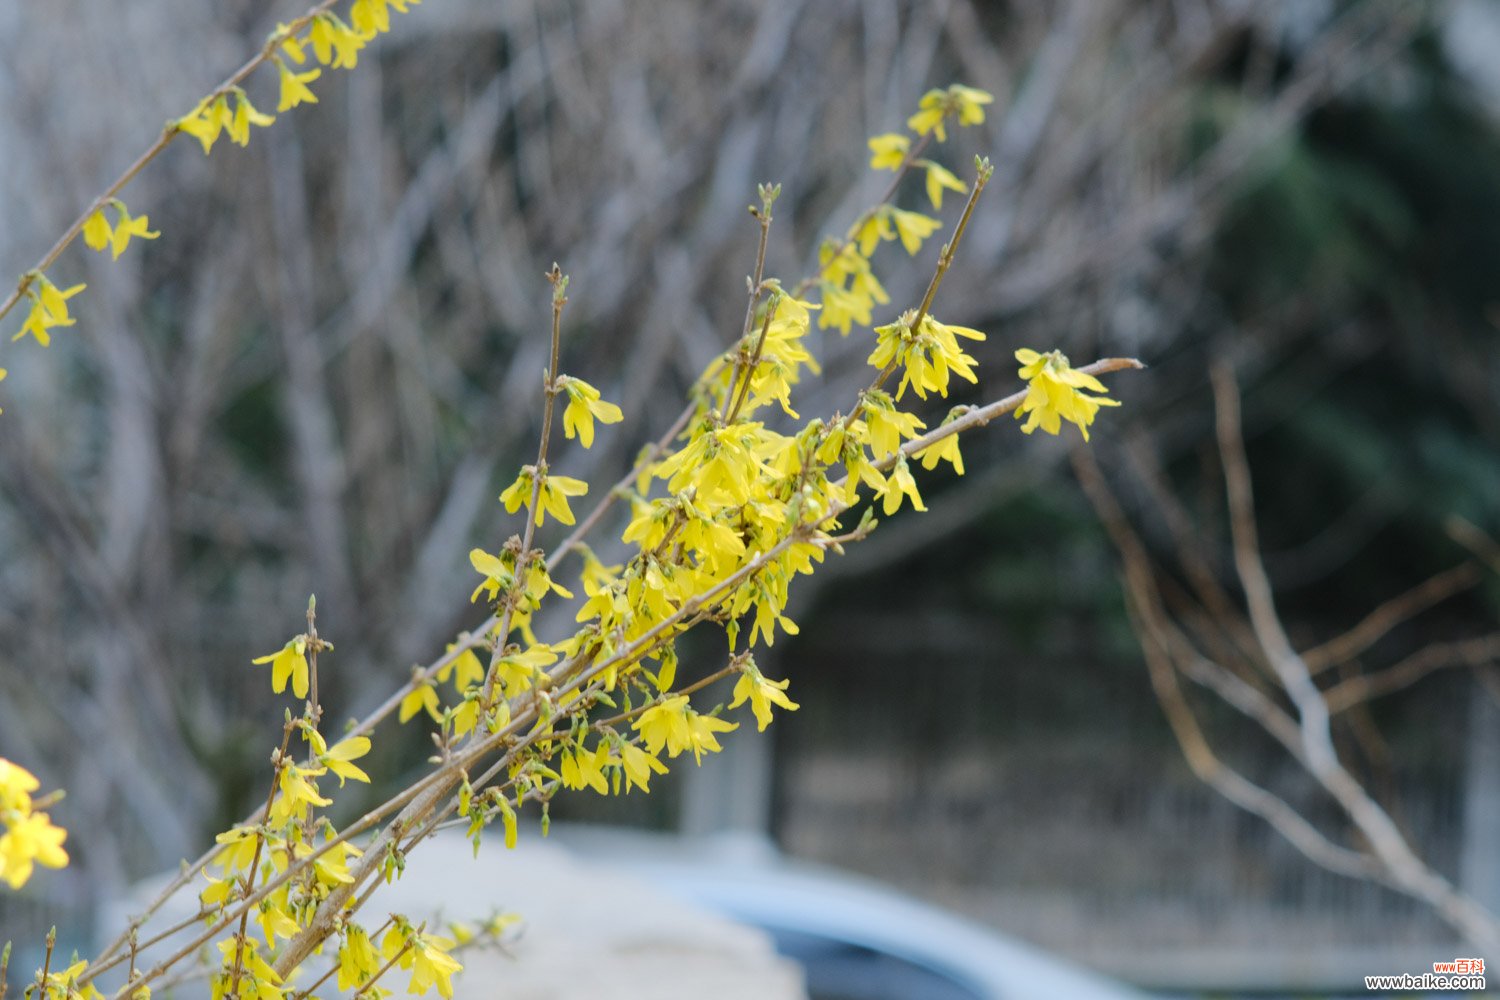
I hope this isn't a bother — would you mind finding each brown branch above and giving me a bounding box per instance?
[1325,634,1500,714]
[1211,363,1500,953]
[1303,562,1481,674]
[1072,448,1377,881]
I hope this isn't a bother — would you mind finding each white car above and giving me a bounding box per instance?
[553,825,1152,1000]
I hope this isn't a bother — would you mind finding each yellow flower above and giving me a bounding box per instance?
[274,57,320,112]
[1013,348,1121,441]
[469,547,513,603]
[496,642,556,699]
[861,390,925,458]
[338,924,380,991]
[14,276,85,346]
[399,680,442,724]
[110,205,160,260]
[633,695,692,756]
[922,160,968,211]
[408,933,463,999]
[228,91,276,147]
[908,89,950,140]
[271,762,330,825]
[437,644,486,690]
[82,209,113,251]
[730,665,799,731]
[274,23,307,63]
[500,468,589,526]
[889,208,941,255]
[559,742,610,795]
[351,0,392,36]
[252,638,309,699]
[849,208,894,257]
[37,278,83,324]
[877,454,926,516]
[907,83,994,140]
[308,13,365,68]
[213,825,261,874]
[320,735,372,786]
[36,960,101,1000]
[0,810,69,889]
[951,84,995,126]
[498,466,534,513]
[537,474,589,526]
[618,743,668,793]
[867,132,909,171]
[559,376,623,448]
[296,836,362,887]
[0,758,40,812]
[175,94,233,154]
[256,885,301,946]
[683,710,737,764]
[915,424,965,475]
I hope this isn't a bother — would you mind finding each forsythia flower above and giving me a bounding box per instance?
[400,679,442,724]
[338,924,381,991]
[351,0,391,34]
[110,204,160,260]
[275,57,320,112]
[0,758,68,890]
[877,453,927,516]
[915,417,966,475]
[437,644,486,690]
[634,696,737,763]
[922,160,968,211]
[381,924,463,999]
[850,208,894,257]
[13,275,85,347]
[308,13,366,69]
[320,735,373,786]
[867,132,909,171]
[950,84,995,126]
[618,742,668,793]
[889,207,941,255]
[559,742,610,795]
[861,390,926,458]
[908,83,994,141]
[730,664,799,731]
[34,960,100,1000]
[500,466,589,526]
[175,94,233,154]
[83,209,113,251]
[469,547,513,602]
[271,762,331,825]
[0,758,38,812]
[275,22,308,63]
[633,696,692,757]
[683,710,738,764]
[558,376,623,448]
[228,90,276,147]
[253,637,309,699]
[1014,348,1122,441]
[0,809,70,889]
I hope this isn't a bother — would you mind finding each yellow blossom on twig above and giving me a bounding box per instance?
[1014,348,1122,441]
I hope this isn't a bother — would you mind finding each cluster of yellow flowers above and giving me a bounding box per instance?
[814,83,994,336]
[0,15,1130,991]
[411,83,1124,890]
[3,0,423,364]
[0,758,68,890]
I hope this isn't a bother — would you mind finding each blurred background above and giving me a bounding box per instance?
[1,0,1498,994]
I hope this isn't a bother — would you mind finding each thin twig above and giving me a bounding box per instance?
[481,265,567,712]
